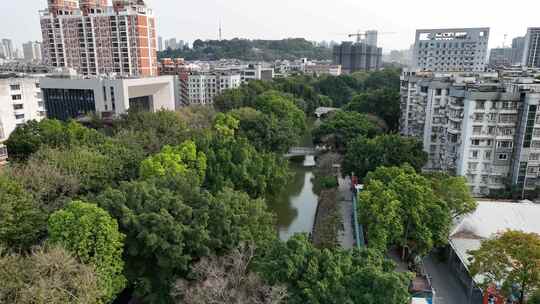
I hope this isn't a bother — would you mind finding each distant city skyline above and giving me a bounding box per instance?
[1,0,539,53]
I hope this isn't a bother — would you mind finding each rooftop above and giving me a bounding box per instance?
[449,200,540,282]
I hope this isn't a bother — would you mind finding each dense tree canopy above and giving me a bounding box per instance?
[359,165,452,257]
[94,180,211,302]
[139,141,207,183]
[469,230,540,304]
[426,172,477,218]
[313,110,383,151]
[0,246,101,304]
[0,175,46,251]
[256,234,412,304]
[342,134,427,179]
[48,201,126,303]
[345,88,401,131]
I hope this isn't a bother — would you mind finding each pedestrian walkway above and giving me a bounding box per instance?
[337,176,355,249]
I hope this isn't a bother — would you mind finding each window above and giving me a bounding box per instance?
[484,151,492,160]
[498,153,509,160]
[497,141,513,149]
[527,167,539,175]
[532,141,540,149]
[421,86,428,93]
[35,83,40,88]
[436,88,442,96]
[499,127,514,136]
[13,104,23,110]
[15,114,24,119]
[470,150,479,159]
[468,163,478,170]
[11,95,22,100]
[10,84,20,90]
[473,126,482,134]
[499,114,517,123]
[530,153,540,161]
[488,113,497,122]
[472,139,480,146]
[474,113,484,122]
[475,100,485,109]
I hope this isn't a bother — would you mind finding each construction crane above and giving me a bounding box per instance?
[347,30,396,44]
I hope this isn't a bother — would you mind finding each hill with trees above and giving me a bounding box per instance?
[158,38,332,61]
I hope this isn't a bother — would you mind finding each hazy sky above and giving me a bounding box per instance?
[2,0,539,53]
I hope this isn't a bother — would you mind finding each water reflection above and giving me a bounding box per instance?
[267,159,319,240]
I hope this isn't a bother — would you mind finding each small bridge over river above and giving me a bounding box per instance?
[284,146,318,158]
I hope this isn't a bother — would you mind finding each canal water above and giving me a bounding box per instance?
[267,120,319,240]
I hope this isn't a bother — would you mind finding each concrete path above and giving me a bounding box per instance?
[337,176,355,249]
[424,254,469,304]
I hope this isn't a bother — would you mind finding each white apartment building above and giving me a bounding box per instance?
[412,28,490,72]
[0,74,46,161]
[400,68,540,197]
[186,72,241,105]
[40,75,177,120]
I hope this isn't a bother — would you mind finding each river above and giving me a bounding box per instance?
[267,120,320,240]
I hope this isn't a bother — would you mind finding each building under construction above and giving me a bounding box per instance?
[332,41,382,74]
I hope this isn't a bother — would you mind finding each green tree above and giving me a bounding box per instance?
[7,154,81,213]
[202,134,290,198]
[116,110,189,154]
[360,165,452,257]
[256,234,412,304]
[94,180,211,302]
[230,107,297,153]
[48,201,126,303]
[207,188,276,251]
[343,134,427,179]
[0,245,101,304]
[314,75,359,107]
[358,180,403,253]
[34,146,116,194]
[469,230,540,304]
[5,119,107,162]
[0,175,47,251]
[313,110,383,151]
[139,141,207,183]
[427,172,477,218]
[254,90,307,135]
[346,88,401,131]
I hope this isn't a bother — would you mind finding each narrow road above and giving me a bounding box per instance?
[337,176,355,249]
[424,254,469,304]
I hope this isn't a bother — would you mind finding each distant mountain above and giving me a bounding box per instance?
[158,38,332,61]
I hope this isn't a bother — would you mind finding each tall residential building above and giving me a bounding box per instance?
[23,41,43,63]
[40,0,158,77]
[365,30,378,47]
[333,41,382,74]
[400,68,540,197]
[0,74,46,162]
[511,36,525,65]
[488,48,512,68]
[522,28,540,68]
[158,36,163,52]
[412,28,490,72]
[1,39,14,59]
